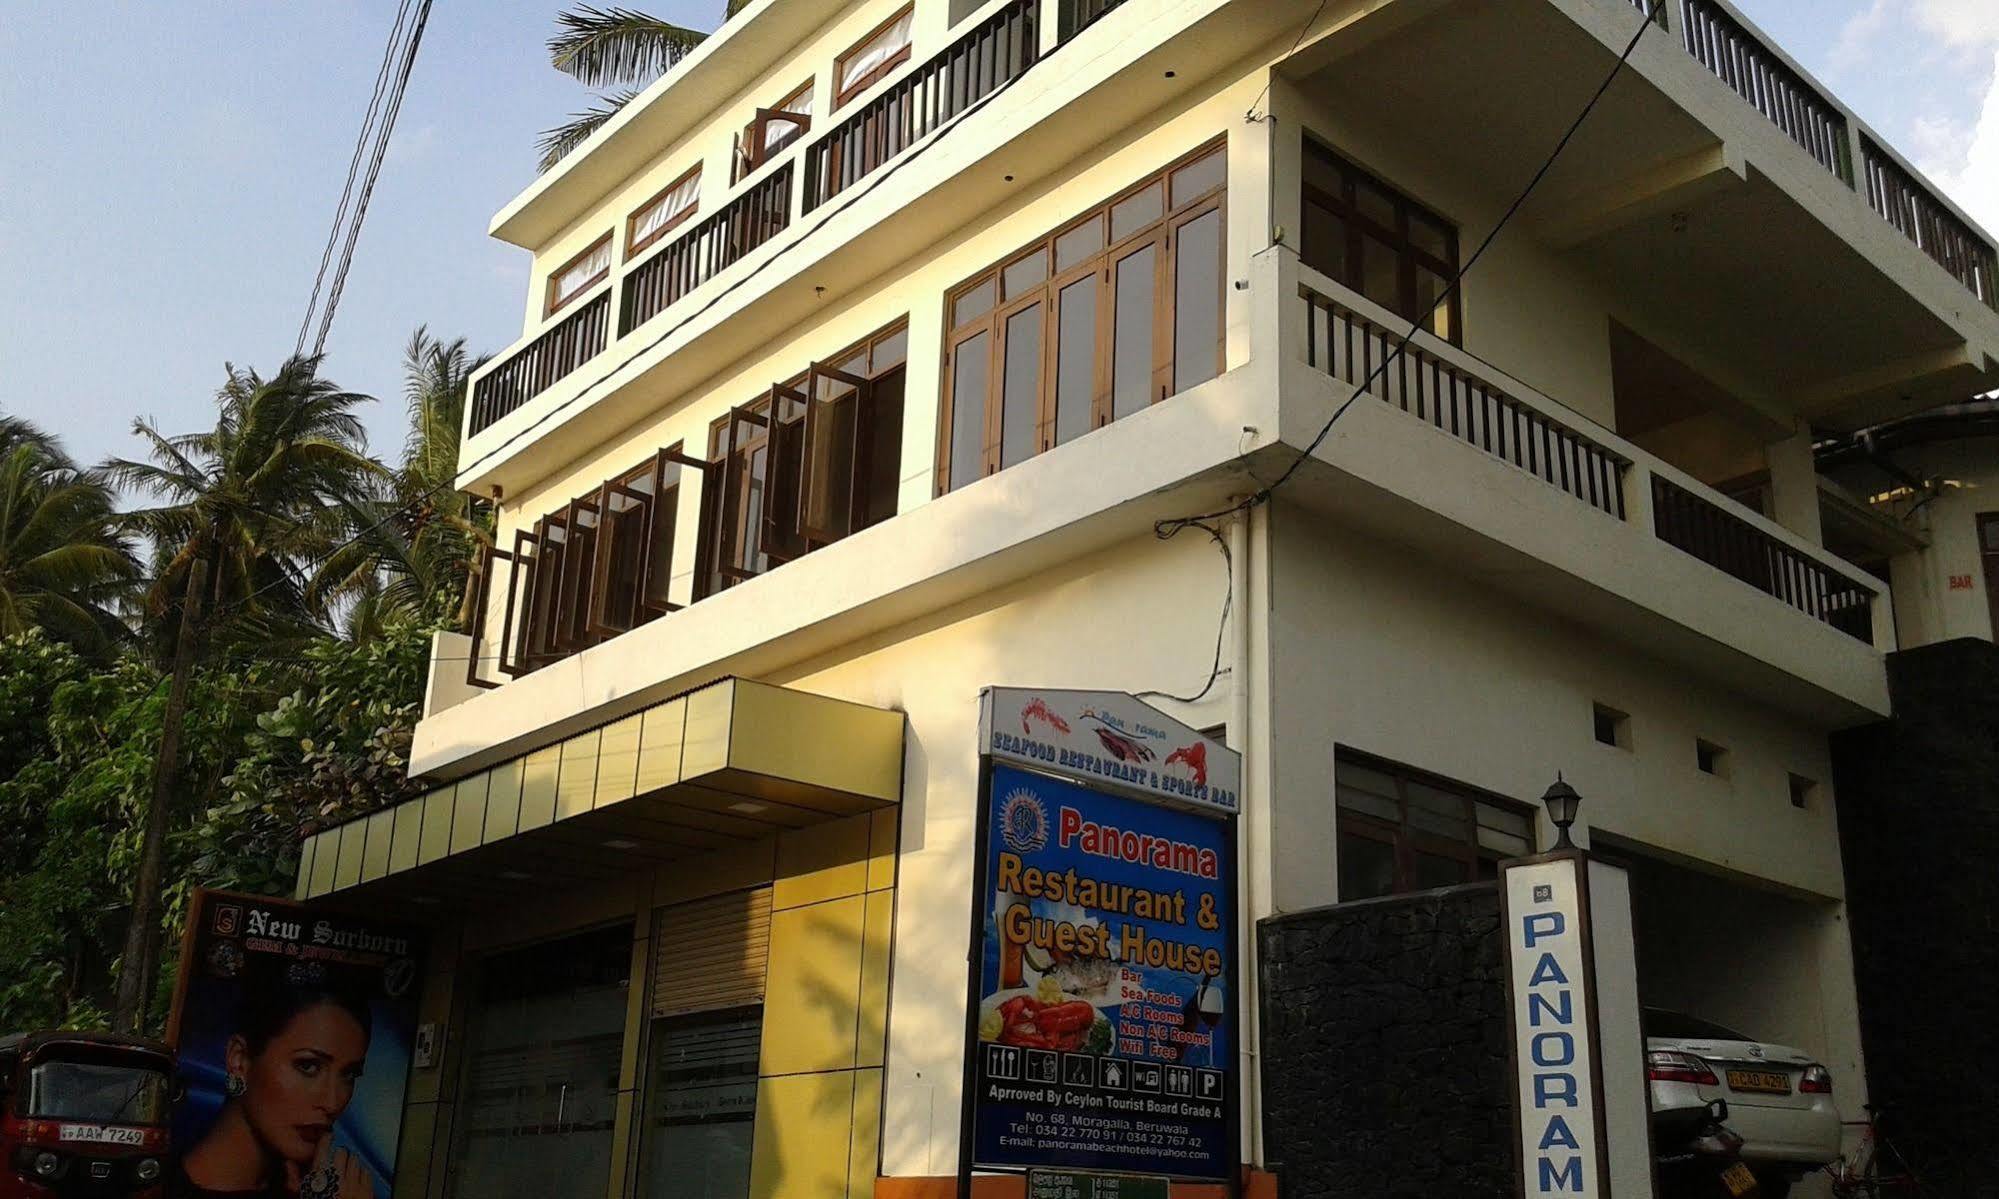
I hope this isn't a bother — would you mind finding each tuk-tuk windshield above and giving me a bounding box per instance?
[25,1060,171,1125]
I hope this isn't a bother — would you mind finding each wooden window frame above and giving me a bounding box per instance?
[834,5,915,110]
[1333,749,1537,899]
[734,79,814,183]
[545,233,613,318]
[936,137,1228,495]
[1299,136,1463,345]
[626,165,703,260]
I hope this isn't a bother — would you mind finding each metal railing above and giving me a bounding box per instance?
[469,291,611,436]
[1058,0,1128,39]
[803,0,1038,213]
[1675,0,1851,183]
[1651,475,1875,642]
[620,164,795,337]
[1861,136,1999,310]
[1301,285,1632,519]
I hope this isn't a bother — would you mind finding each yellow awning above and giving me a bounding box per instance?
[294,677,903,908]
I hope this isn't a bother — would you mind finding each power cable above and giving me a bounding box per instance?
[297,0,416,359]
[1245,0,1330,124]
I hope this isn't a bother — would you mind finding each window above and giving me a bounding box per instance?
[1981,512,1999,638]
[1788,773,1817,810]
[1335,751,1534,902]
[1592,703,1630,749]
[1695,739,1728,776]
[629,166,703,258]
[25,1061,171,1123]
[1299,138,1461,343]
[938,139,1226,493]
[499,445,696,676]
[734,79,813,182]
[547,234,613,316]
[706,322,908,596]
[447,925,633,1199]
[835,6,914,108]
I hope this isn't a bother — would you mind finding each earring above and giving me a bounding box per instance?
[225,1073,246,1098]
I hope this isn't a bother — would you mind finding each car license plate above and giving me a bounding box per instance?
[1720,1162,1759,1196]
[59,1124,143,1145]
[1727,1069,1792,1095]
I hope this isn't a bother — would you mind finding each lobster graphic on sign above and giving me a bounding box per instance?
[1165,741,1209,787]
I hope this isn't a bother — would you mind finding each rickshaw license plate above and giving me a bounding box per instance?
[1720,1162,1759,1195]
[1727,1069,1792,1094]
[59,1124,143,1145]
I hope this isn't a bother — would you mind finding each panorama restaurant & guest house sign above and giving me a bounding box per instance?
[968,689,1240,1181]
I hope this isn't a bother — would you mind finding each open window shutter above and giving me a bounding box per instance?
[764,384,810,563]
[718,406,770,583]
[526,516,565,668]
[651,888,773,1019]
[640,447,695,618]
[800,365,869,544]
[499,528,539,678]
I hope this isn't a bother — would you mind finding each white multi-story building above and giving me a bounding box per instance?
[292,0,1999,1195]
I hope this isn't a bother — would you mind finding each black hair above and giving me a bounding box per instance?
[234,966,373,1057]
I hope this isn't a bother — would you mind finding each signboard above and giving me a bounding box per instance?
[168,889,425,1199]
[1029,1170,1172,1199]
[980,688,1240,815]
[968,762,1235,1179]
[1502,856,1611,1197]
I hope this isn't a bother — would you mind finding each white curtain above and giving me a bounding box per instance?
[632,172,701,247]
[839,10,913,96]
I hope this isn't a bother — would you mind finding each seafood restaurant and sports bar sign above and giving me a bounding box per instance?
[965,689,1240,1182]
[978,688,1241,815]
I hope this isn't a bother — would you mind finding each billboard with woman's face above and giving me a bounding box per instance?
[167,890,424,1199]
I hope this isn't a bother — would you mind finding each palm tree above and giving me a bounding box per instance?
[101,355,384,1032]
[539,1,758,171]
[0,419,138,655]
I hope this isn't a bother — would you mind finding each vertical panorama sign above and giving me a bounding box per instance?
[1503,857,1609,1196]
[980,688,1240,814]
[969,762,1236,1179]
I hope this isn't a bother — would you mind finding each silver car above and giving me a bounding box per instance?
[1645,1007,1841,1195]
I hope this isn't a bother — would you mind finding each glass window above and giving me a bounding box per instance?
[629,168,702,257]
[26,1061,170,1123]
[1335,754,1532,901]
[547,236,612,315]
[636,1008,762,1199]
[1299,138,1462,343]
[836,6,914,106]
[938,139,1225,493]
[446,925,632,1199]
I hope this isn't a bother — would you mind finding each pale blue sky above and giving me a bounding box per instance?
[1,0,1993,467]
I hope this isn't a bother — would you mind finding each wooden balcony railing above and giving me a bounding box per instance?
[1302,285,1631,519]
[621,164,794,337]
[1675,0,1851,183]
[1652,475,1875,642]
[468,291,611,436]
[802,0,1038,213]
[1058,0,1128,38]
[1861,136,1999,310]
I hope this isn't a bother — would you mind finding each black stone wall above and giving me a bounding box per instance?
[1831,637,1999,1197]
[1257,883,1512,1199]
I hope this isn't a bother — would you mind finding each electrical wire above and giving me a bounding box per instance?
[1245,0,1330,124]
[1158,0,1663,541]
[1134,521,1232,706]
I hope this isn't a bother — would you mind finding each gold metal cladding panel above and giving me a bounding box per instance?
[450,773,490,856]
[307,827,339,898]
[725,679,903,805]
[418,786,455,865]
[518,745,560,831]
[333,821,365,891]
[361,809,396,883]
[556,729,601,821]
[680,680,735,779]
[848,1067,884,1199]
[390,796,425,874]
[595,714,642,808]
[634,698,687,794]
[293,835,315,900]
[483,757,524,842]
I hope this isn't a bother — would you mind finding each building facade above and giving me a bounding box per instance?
[293,0,1999,1194]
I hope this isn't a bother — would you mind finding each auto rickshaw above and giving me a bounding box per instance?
[0,1032,173,1198]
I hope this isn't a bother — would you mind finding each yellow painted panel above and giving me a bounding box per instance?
[333,820,365,891]
[726,679,903,804]
[392,1102,440,1199]
[651,840,776,908]
[306,831,338,898]
[483,756,524,843]
[749,1071,855,1199]
[847,1068,883,1199]
[857,890,893,1070]
[680,680,735,779]
[620,910,652,1090]
[418,787,455,865]
[293,835,316,900]
[595,714,643,809]
[605,1088,637,1191]
[361,809,396,882]
[634,697,686,795]
[389,798,424,874]
[773,814,872,910]
[518,745,560,832]
[557,729,601,821]
[867,808,899,893]
[450,773,490,856]
[760,895,865,1076]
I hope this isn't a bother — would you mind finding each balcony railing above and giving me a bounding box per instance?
[803,0,1038,213]
[621,164,795,337]
[1674,0,1851,183]
[1302,285,1631,519]
[1861,136,1999,311]
[1057,0,1129,39]
[1652,475,1875,642]
[469,291,611,436]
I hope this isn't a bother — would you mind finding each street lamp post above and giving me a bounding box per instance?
[1541,774,1583,850]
